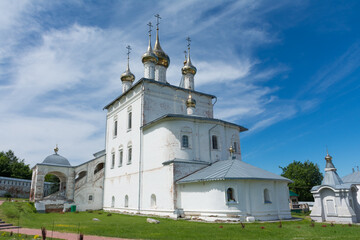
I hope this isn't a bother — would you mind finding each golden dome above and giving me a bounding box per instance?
[186,94,196,108]
[153,28,170,68]
[182,57,197,75]
[325,153,332,161]
[182,38,197,75]
[142,24,158,64]
[121,67,135,82]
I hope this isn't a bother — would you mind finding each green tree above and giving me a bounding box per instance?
[0,150,32,179]
[280,160,323,201]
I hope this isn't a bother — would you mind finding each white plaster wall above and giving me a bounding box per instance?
[103,84,143,211]
[73,155,105,211]
[143,120,241,164]
[177,180,291,220]
[143,82,214,124]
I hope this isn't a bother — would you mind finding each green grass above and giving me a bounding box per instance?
[1,202,360,239]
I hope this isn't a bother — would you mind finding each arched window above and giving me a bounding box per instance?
[212,135,218,150]
[119,148,123,167]
[114,120,118,137]
[264,189,271,203]
[227,188,236,202]
[94,163,104,175]
[151,194,156,208]
[128,146,132,164]
[125,195,129,208]
[111,152,115,169]
[128,112,132,130]
[233,142,238,153]
[111,196,115,208]
[182,135,189,148]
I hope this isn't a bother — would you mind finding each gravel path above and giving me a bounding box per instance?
[2,228,131,240]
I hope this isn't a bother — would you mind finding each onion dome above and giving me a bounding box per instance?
[182,38,197,75]
[186,94,196,108]
[120,66,135,82]
[121,45,135,82]
[325,152,335,169]
[42,146,71,166]
[142,23,158,64]
[153,16,170,68]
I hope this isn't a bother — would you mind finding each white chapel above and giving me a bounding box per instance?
[101,16,292,222]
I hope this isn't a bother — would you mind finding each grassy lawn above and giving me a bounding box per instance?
[1,201,360,239]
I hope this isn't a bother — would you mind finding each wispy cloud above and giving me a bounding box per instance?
[0,0,317,166]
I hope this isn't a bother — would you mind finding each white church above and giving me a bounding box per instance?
[30,15,292,222]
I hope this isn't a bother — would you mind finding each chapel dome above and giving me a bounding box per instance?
[43,153,71,166]
[182,58,197,75]
[120,68,135,82]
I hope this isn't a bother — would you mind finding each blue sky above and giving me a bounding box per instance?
[0,0,359,177]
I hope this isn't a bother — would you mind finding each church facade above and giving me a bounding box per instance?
[101,17,292,221]
[30,16,292,221]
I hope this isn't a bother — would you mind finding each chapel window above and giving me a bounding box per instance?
[111,152,115,169]
[111,196,115,208]
[264,188,271,203]
[128,146,132,164]
[125,195,129,208]
[151,194,157,208]
[119,149,123,167]
[212,135,218,150]
[227,188,236,202]
[114,120,118,137]
[182,135,189,148]
[233,142,238,153]
[89,195,93,201]
[128,112,132,130]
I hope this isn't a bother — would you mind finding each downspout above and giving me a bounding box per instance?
[208,124,218,163]
[102,111,108,209]
[138,82,145,213]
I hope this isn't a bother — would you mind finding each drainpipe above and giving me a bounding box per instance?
[208,124,218,163]
[102,112,108,209]
[138,82,145,213]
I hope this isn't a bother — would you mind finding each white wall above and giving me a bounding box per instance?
[177,180,291,221]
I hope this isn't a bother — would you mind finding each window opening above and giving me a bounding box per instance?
[151,194,156,208]
[212,135,218,150]
[264,189,271,203]
[119,149,123,167]
[227,188,236,202]
[233,142,238,153]
[182,135,189,148]
[125,195,129,208]
[89,195,93,201]
[128,112,132,129]
[114,120,118,137]
[111,153,115,169]
[128,147,132,164]
[111,196,115,208]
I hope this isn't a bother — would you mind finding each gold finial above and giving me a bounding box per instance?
[153,14,170,68]
[184,50,187,65]
[54,144,59,154]
[121,45,135,82]
[142,22,158,64]
[182,36,197,75]
[325,146,332,161]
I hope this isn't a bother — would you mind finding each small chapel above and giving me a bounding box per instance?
[30,15,292,222]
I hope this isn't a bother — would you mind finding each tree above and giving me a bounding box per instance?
[280,160,323,201]
[0,150,32,179]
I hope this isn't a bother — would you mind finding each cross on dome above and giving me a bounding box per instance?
[154,14,161,30]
